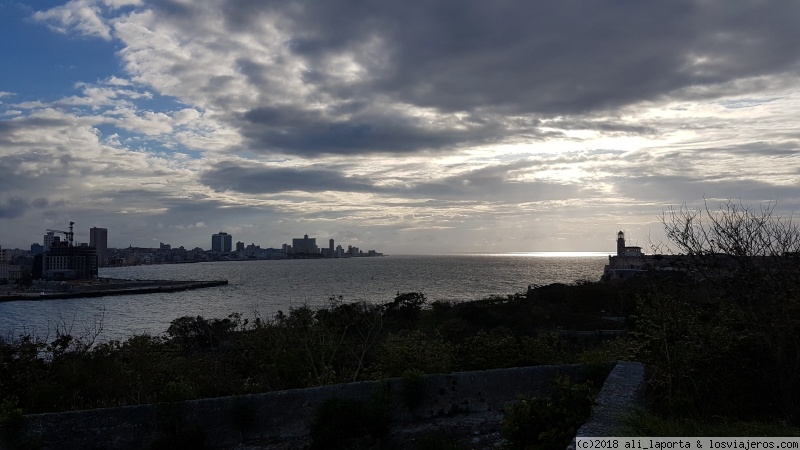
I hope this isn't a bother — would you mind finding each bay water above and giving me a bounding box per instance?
[0,254,608,343]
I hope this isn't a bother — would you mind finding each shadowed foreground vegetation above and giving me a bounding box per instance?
[0,282,633,415]
[1,268,799,434]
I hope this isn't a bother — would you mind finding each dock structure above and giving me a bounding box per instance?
[0,278,228,302]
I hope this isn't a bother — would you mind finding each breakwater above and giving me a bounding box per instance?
[0,279,228,302]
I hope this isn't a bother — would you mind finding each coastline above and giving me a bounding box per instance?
[0,278,228,302]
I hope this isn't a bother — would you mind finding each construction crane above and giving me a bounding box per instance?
[46,221,75,247]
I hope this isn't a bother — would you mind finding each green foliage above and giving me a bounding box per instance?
[627,286,783,419]
[367,330,455,378]
[384,292,427,325]
[166,314,241,350]
[501,376,596,450]
[456,328,518,371]
[0,397,24,443]
[159,380,196,403]
[0,283,627,415]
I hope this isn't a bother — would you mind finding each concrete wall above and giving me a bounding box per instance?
[11,363,607,450]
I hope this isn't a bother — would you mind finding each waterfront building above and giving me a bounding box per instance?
[212,232,233,252]
[329,239,334,257]
[603,231,679,280]
[90,227,108,267]
[39,242,98,280]
[292,234,318,255]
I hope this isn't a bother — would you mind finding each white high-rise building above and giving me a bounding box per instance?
[43,231,60,249]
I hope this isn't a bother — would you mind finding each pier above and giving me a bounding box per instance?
[0,278,228,302]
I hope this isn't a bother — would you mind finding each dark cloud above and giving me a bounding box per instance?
[238,105,510,156]
[0,197,29,219]
[188,0,800,157]
[611,175,800,208]
[406,162,584,202]
[202,162,379,193]
[0,196,48,219]
[266,0,800,114]
[201,159,585,205]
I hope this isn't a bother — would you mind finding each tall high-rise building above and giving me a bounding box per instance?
[329,239,334,257]
[90,227,108,267]
[212,232,232,252]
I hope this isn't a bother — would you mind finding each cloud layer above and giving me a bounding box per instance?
[1,0,799,253]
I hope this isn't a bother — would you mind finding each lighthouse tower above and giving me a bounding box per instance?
[617,231,625,256]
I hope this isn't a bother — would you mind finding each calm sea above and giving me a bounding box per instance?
[0,254,608,343]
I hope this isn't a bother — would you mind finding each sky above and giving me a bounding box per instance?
[1,0,799,254]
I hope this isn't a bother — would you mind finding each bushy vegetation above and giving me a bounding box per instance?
[0,284,631,416]
[502,375,597,450]
[626,200,800,425]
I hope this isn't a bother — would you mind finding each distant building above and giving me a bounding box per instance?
[212,232,232,252]
[0,246,22,283]
[329,239,334,257]
[43,232,60,250]
[292,234,318,255]
[603,231,679,280]
[236,241,245,252]
[40,242,98,280]
[90,227,108,267]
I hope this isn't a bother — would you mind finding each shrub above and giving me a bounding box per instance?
[502,376,596,450]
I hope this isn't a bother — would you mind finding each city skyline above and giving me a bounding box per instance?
[4,225,384,258]
[1,1,799,254]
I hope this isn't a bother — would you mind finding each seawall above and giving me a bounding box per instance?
[0,279,228,302]
[4,362,645,449]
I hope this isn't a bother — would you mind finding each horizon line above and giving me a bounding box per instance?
[390,252,612,257]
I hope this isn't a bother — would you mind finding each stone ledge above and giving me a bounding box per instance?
[7,361,652,449]
[567,360,646,449]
